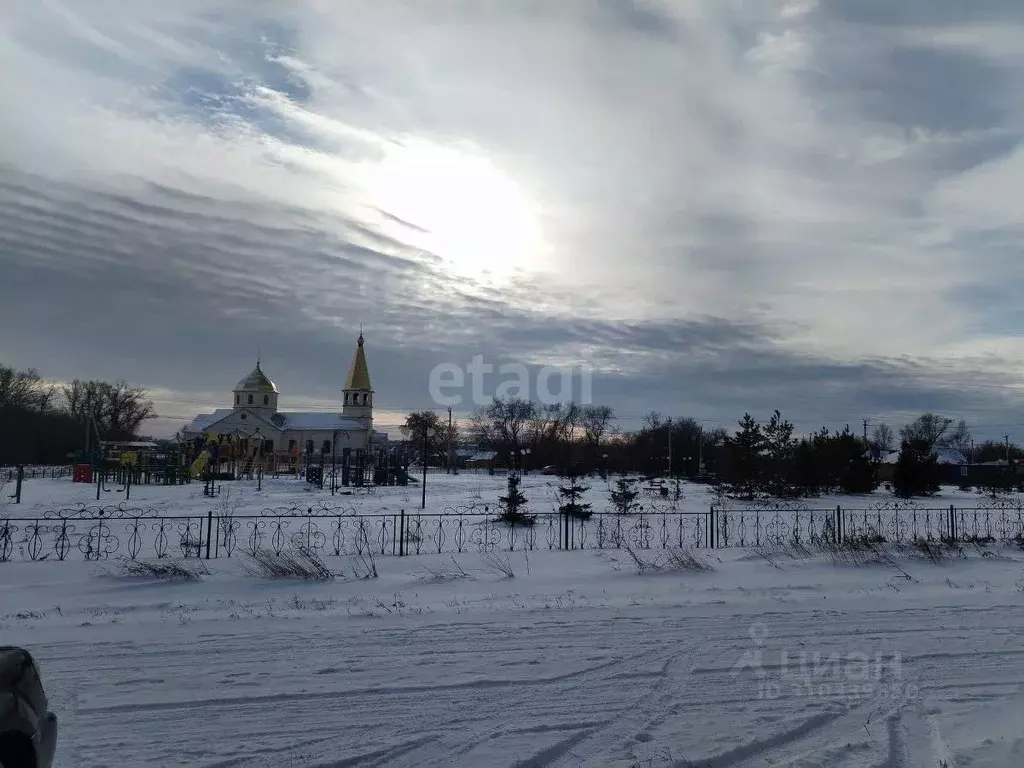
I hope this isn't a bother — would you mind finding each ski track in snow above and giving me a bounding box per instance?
[6,597,1023,767]
[4,477,1024,766]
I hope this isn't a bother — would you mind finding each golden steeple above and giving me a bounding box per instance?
[344,332,372,391]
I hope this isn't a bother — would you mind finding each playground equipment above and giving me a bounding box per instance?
[190,436,219,479]
[240,442,260,478]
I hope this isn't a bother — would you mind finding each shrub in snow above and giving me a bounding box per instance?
[345,550,378,580]
[480,551,515,579]
[117,558,208,581]
[418,556,471,583]
[244,546,336,581]
[623,545,714,575]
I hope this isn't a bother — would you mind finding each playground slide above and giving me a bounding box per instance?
[190,452,211,478]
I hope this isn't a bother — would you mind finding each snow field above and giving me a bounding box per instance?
[2,475,1024,766]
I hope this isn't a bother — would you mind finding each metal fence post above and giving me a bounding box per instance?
[205,509,213,559]
[949,504,956,541]
[399,509,405,556]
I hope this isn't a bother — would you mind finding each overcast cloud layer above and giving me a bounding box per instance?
[2,0,1024,439]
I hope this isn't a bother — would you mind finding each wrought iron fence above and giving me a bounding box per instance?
[2,500,1023,563]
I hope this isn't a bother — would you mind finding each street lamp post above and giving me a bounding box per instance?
[331,430,338,495]
[422,426,435,510]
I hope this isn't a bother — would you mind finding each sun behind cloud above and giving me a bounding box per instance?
[368,139,545,283]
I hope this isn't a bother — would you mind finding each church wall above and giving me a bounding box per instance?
[282,429,373,456]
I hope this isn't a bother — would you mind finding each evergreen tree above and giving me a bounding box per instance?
[834,427,878,494]
[763,410,796,496]
[979,466,1012,498]
[792,433,823,496]
[609,475,640,515]
[727,414,765,499]
[893,438,941,498]
[557,468,592,520]
[496,473,535,526]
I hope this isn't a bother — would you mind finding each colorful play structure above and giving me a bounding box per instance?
[189,435,219,479]
[72,441,192,488]
[67,427,413,493]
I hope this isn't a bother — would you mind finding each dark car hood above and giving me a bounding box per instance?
[0,647,48,717]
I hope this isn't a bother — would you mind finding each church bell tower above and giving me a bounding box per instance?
[342,332,373,426]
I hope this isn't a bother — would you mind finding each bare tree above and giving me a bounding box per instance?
[643,411,664,431]
[0,365,55,411]
[526,402,582,461]
[63,379,156,440]
[581,405,615,451]
[870,423,895,460]
[900,413,953,451]
[484,397,537,468]
[468,406,495,448]
[943,419,972,457]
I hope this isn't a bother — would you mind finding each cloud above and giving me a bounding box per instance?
[2,0,1024,441]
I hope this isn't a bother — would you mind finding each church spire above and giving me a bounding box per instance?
[345,331,372,391]
[342,331,373,423]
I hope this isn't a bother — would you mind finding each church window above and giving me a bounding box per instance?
[235,394,239,405]
[248,394,253,404]
[263,395,269,405]
[363,393,369,405]
[305,439,314,454]
[322,440,331,454]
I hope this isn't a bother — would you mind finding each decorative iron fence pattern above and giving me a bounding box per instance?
[2,500,1023,563]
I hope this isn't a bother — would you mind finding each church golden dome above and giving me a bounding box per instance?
[234,362,279,393]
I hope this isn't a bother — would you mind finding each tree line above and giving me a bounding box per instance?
[403,399,1021,499]
[0,362,156,466]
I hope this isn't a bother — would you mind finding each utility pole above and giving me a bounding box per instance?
[1005,434,1011,462]
[422,425,435,510]
[447,406,453,475]
[863,418,869,448]
[666,418,673,478]
[697,425,703,475]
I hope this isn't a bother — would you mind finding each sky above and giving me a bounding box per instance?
[2,0,1024,441]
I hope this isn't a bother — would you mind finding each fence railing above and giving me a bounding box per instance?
[1,466,75,483]
[2,501,1023,563]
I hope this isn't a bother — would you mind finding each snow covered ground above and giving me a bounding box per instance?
[3,468,1009,520]
[3,475,1024,766]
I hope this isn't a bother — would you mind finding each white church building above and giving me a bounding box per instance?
[182,333,388,474]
